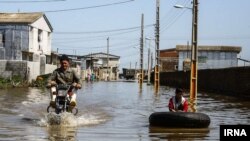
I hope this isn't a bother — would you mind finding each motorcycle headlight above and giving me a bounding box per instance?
[57,90,65,96]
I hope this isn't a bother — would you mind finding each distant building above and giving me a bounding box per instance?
[79,52,120,80]
[0,12,57,81]
[160,45,242,72]
[160,48,179,72]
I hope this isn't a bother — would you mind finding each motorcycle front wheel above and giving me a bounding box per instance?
[47,106,53,113]
[71,107,78,115]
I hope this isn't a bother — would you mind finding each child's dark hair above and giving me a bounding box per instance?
[175,88,184,94]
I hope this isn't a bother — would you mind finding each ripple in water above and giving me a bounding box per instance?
[37,112,108,127]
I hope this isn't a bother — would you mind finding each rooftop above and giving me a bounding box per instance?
[176,45,242,53]
[0,12,53,31]
[0,12,44,23]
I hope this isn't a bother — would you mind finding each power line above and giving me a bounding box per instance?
[54,24,154,34]
[145,0,191,43]
[37,0,135,13]
[161,0,192,34]
[0,0,66,3]
[53,42,139,49]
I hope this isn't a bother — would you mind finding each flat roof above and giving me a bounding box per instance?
[176,45,242,53]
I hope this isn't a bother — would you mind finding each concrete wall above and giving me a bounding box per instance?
[0,60,57,82]
[28,61,58,81]
[45,64,57,74]
[159,66,250,99]
[0,60,28,80]
[27,61,40,81]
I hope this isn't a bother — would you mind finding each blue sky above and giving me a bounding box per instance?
[1,0,250,69]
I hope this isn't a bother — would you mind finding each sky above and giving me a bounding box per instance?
[1,0,250,69]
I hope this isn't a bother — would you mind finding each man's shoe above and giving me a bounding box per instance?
[67,101,76,113]
[70,100,76,107]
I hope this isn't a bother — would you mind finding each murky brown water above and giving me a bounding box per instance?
[0,81,249,140]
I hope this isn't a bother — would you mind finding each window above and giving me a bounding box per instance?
[174,65,178,70]
[38,44,42,51]
[213,51,220,60]
[0,32,5,46]
[198,56,207,63]
[220,52,226,60]
[46,55,52,64]
[225,52,232,60]
[38,29,42,42]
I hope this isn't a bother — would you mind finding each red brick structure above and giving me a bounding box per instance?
[160,48,178,72]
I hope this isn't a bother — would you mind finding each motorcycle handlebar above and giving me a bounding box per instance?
[47,83,80,91]
[57,84,80,91]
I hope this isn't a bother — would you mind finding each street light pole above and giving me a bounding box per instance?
[174,4,192,10]
[190,0,198,103]
[139,14,144,87]
[174,0,199,112]
[107,37,110,81]
[147,47,151,85]
[155,0,160,92]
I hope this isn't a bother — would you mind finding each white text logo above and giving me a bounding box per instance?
[224,129,247,136]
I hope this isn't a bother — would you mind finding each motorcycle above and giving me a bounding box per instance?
[47,84,78,115]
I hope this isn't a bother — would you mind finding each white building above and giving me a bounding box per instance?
[160,45,242,72]
[0,12,56,81]
[176,45,242,71]
[0,12,53,60]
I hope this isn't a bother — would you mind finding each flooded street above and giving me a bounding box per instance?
[0,81,249,141]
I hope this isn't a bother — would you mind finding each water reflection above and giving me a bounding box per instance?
[47,126,77,141]
[189,98,197,112]
[149,126,210,141]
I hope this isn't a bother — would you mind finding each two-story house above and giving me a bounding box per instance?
[0,12,56,81]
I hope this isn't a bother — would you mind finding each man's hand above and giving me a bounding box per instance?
[46,83,51,88]
[72,83,81,89]
[72,82,77,87]
[76,84,82,89]
[46,81,56,88]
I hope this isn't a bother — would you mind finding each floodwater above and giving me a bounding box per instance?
[0,81,249,141]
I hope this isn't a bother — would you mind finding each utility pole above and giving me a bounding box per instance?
[189,0,198,112]
[135,61,137,79]
[107,37,110,81]
[154,0,160,91]
[90,52,93,71]
[187,41,189,59]
[139,14,144,86]
[147,47,151,85]
[56,48,59,66]
[151,52,153,71]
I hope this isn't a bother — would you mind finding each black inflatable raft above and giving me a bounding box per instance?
[149,112,210,128]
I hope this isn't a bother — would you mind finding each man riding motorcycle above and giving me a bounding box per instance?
[47,54,82,110]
